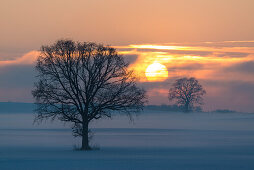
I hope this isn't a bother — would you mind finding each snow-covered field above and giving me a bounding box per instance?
[1,111,254,170]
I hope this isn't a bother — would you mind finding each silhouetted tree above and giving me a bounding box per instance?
[32,40,146,150]
[168,77,206,112]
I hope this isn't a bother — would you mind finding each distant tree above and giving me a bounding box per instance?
[32,40,146,150]
[168,77,206,112]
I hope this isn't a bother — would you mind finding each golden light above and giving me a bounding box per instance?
[129,44,187,50]
[145,62,168,81]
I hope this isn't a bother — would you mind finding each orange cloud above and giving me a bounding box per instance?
[0,51,40,67]
[116,41,254,83]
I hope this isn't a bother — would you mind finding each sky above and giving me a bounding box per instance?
[1,0,254,112]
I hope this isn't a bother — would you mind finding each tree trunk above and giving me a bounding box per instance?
[184,102,190,112]
[81,121,90,150]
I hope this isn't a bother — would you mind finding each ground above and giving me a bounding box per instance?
[0,111,254,169]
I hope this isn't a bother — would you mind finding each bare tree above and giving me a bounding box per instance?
[168,77,206,112]
[32,40,146,150]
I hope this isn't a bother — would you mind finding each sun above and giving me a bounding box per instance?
[145,62,168,81]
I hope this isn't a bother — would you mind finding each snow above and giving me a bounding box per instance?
[1,112,254,169]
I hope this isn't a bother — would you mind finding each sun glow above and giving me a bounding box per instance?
[145,62,168,81]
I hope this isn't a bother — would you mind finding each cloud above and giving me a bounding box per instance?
[168,63,205,71]
[169,41,254,48]
[225,61,254,74]
[0,51,39,66]
[0,65,36,88]
[202,80,254,112]
[136,48,213,56]
[215,52,250,58]
[123,54,138,64]
[0,53,19,61]
[0,51,39,102]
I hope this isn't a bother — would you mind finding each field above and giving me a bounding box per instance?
[1,111,254,170]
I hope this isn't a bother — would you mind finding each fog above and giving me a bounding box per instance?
[1,111,254,169]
